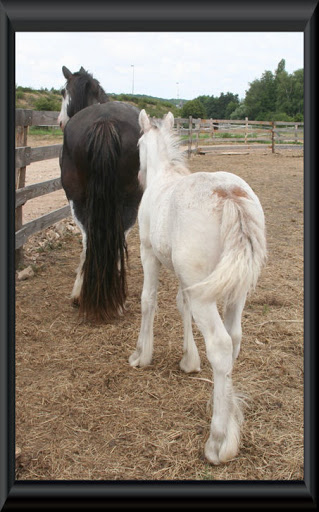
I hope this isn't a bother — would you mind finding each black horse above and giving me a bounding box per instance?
[58,66,142,321]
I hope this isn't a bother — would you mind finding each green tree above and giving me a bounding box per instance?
[230,102,248,120]
[245,70,276,120]
[276,66,303,118]
[205,96,219,118]
[244,59,303,121]
[217,92,239,119]
[181,98,206,118]
[196,95,211,112]
[225,100,239,119]
[204,92,239,119]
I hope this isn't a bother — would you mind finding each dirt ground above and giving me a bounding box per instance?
[15,143,304,481]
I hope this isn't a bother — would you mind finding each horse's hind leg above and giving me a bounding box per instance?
[69,200,87,306]
[129,243,161,367]
[191,298,243,465]
[71,232,86,306]
[176,287,201,373]
[223,294,246,363]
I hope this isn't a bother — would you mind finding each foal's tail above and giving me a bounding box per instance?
[80,118,127,321]
[186,195,267,306]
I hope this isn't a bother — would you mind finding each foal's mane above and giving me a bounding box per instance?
[151,117,187,170]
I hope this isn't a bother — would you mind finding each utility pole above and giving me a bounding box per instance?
[131,64,135,95]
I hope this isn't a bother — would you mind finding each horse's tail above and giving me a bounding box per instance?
[186,196,267,306]
[80,118,127,321]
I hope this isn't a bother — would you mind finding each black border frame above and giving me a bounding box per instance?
[0,1,317,509]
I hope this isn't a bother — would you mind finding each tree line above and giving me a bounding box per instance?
[180,59,303,122]
[16,59,303,122]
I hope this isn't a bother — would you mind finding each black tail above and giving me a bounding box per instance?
[80,118,127,321]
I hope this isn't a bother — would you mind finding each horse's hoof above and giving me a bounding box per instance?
[72,297,80,308]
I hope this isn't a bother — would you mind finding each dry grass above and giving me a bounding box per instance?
[15,150,304,481]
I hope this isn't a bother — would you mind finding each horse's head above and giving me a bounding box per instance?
[57,66,108,130]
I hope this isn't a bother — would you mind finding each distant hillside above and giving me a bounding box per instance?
[15,86,184,118]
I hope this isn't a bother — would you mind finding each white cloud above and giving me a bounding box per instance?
[16,32,303,99]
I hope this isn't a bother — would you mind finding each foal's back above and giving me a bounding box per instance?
[146,169,263,288]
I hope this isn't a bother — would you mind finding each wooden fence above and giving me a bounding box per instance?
[176,116,304,156]
[15,109,69,264]
[15,109,304,263]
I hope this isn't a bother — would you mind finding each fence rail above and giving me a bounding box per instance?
[15,109,67,263]
[176,116,303,156]
[15,109,304,263]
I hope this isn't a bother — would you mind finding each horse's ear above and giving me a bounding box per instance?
[79,66,86,73]
[139,109,151,133]
[164,111,174,130]
[62,66,73,80]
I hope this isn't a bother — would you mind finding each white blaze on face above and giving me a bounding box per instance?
[57,90,70,131]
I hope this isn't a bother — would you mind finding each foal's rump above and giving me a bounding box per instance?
[171,171,267,305]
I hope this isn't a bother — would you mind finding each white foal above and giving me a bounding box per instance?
[129,110,267,464]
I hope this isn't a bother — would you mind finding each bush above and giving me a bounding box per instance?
[17,86,34,93]
[34,96,61,111]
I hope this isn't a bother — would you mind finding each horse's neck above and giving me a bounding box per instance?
[98,88,109,103]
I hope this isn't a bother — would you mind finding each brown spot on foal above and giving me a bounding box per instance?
[213,186,248,200]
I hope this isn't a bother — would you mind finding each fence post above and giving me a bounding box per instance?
[210,118,214,139]
[295,123,298,143]
[176,118,181,137]
[188,116,193,158]
[245,117,248,145]
[271,121,276,153]
[195,119,200,154]
[15,124,28,267]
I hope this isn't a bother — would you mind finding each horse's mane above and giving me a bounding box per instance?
[68,69,109,114]
[151,118,188,172]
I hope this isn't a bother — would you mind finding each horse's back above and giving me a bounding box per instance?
[63,102,140,156]
[61,101,141,201]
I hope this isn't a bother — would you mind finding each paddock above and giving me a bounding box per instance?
[15,149,304,480]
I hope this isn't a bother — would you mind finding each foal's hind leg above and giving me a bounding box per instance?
[176,287,201,373]
[191,298,243,464]
[223,294,246,363]
[129,243,161,367]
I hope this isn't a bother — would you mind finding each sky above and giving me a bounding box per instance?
[16,32,303,101]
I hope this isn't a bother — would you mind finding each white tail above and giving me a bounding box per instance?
[185,196,267,306]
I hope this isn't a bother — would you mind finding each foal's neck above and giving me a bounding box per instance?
[146,153,188,186]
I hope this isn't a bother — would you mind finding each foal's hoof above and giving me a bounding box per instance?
[129,350,152,368]
[204,424,240,465]
[179,354,201,374]
[204,438,221,465]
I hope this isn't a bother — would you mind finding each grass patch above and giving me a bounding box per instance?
[29,126,63,137]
